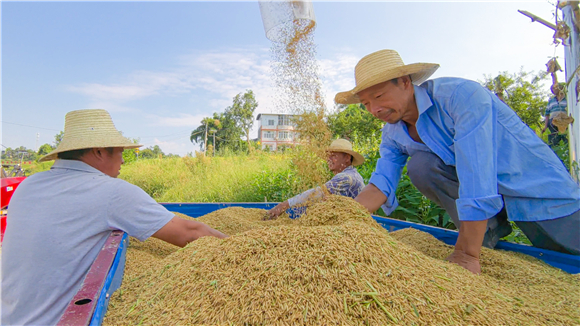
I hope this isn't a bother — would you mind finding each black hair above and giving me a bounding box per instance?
[57,147,115,160]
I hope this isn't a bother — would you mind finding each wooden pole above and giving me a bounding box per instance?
[518,10,557,30]
[204,120,209,155]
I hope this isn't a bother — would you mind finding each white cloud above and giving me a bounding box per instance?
[79,101,141,113]
[66,47,279,118]
[67,83,158,101]
[152,137,197,156]
[146,113,207,128]
[66,47,368,136]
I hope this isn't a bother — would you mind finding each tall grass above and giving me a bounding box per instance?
[119,153,295,203]
[17,150,532,244]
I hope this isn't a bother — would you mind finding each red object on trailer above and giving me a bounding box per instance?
[1,177,26,209]
[1,176,26,242]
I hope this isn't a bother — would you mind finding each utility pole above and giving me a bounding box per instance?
[204,120,209,155]
[560,1,580,181]
[520,2,580,181]
[35,133,39,152]
[212,130,216,155]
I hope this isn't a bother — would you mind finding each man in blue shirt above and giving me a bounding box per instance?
[266,139,365,219]
[335,49,580,274]
[542,82,568,147]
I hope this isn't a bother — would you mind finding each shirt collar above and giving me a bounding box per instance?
[51,159,106,175]
[414,85,433,116]
[342,165,355,173]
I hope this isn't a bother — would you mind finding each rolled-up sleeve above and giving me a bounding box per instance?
[369,134,408,215]
[288,187,324,207]
[450,82,504,221]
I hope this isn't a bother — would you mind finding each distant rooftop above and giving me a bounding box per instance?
[256,113,297,120]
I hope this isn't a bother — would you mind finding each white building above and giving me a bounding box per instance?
[256,113,298,151]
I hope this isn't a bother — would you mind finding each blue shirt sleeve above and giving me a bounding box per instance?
[369,133,408,215]
[449,82,504,221]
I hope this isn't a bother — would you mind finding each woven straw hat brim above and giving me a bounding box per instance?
[39,141,141,162]
[39,109,142,162]
[335,62,439,105]
[334,49,439,105]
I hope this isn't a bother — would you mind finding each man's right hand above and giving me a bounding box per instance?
[447,220,487,274]
[445,249,481,274]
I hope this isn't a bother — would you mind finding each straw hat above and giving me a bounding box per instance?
[327,139,365,167]
[39,109,142,162]
[335,49,440,105]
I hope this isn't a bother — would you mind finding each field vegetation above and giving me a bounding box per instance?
[9,69,574,246]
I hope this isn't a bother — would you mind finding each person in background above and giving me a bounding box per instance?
[334,49,579,274]
[2,109,227,325]
[266,139,365,219]
[542,82,568,147]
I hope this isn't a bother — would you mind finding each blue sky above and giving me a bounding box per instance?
[1,1,566,156]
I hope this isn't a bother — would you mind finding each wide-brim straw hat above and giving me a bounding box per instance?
[327,139,365,167]
[39,109,142,162]
[335,49,440,105]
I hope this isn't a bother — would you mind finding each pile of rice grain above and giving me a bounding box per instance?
[390,227,580,324]
[123,208,295,282]
[297,195,378,227]
[104,199,579,325]
[195,207,294,235]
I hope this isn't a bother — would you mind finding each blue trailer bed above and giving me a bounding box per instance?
[63,202,580,325]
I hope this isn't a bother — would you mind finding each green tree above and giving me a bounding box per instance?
[2,147,14,160]
[2,146,37,162]
[228,90,258,153]
[327,104,384,140]
[482,69,548,129]
[139,148,155,159]
[190,115,222,152]
[54,131,64,147]
[37,143,54,156]
[122,138,140,164]
[139,145,165,159]
[151,145,164,157]
[217,110,245,152]
[190,101,253,155]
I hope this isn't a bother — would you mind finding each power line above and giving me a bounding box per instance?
[136,130,193,140]
[1,121,61,132]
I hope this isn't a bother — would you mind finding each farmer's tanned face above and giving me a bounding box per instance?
[358,76,414,124]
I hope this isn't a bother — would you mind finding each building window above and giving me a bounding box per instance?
[278,131,290,140]
[278,115,291,126]
[268,119,275,126]
[263,131,275,139]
